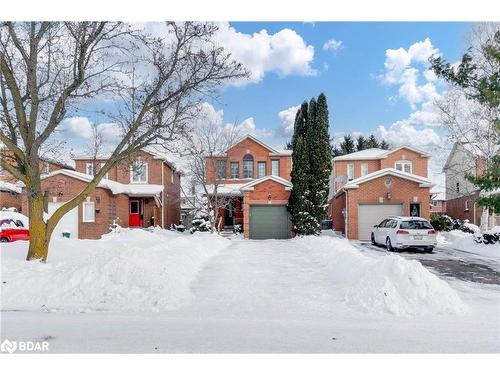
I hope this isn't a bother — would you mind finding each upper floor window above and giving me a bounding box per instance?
[431,200,438,207]
[257,161,266,178]
[361,163,368,177]
[131,161,148,183]
[216,160,226,179]
[271,159,280,176]
[86,162,94,176]
[395,160,412,174]
[456,182,460,193]
[82,201,95,223]
[230,162,239,179]
[243,154,254,179]
[464,200,469,211]
[347,163,354,180]
[43,161,50,174]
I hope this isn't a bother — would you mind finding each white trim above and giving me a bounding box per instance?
[82,201,95,223]
[342,168,434,189]
[394,159,412,174]
[240,175,293,191]
[361,162,368,177]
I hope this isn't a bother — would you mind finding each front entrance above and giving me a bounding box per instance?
[410,203,421,217]
[129,199,144,227]
[224,201,234,227]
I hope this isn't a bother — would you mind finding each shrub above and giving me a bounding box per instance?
[190,215,211,233]
[430,213,453,232]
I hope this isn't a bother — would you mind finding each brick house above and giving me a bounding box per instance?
[443,142,499,227]
[327,146,434,240]
[205,135,293,239]
[429,190,447,214]
[1,149,74,212]
[22,149,182,239]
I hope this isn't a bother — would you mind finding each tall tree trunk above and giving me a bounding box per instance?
[26,196,50,261]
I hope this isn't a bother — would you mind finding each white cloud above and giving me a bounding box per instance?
[276,105,300,137]
[323,38,343,52]
[216,23,316,84]
[380,38,441,106]
[61,117,121,145]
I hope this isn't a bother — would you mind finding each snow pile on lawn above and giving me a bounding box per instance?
[438,230,500,261]
[1,228,230,312]
[298,236,466,316]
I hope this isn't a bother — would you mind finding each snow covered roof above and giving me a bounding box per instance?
[336,168,434,195]
[333,146,431,161]
[205,183,246,196]
[431,192,446,201]
[41,169,164,197]
[240,175,293,191]
[0,181,22,194]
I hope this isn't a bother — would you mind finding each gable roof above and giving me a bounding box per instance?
[338,168,433,193]
[41,169,164,197]
[240,175,293,191]
[333,145,431,161]
[223,134,292,157]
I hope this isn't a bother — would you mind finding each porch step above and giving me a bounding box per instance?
[219,230,236,239]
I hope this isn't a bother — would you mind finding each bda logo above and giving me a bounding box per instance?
[1,339,17,354]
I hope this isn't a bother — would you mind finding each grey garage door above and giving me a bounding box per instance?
[249,205,291,240]
[358,203,403,240]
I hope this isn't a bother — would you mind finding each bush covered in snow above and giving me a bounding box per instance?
[190,215,211,233]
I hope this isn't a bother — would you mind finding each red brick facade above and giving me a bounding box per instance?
[329,146,432,240]
[445,193,482,225]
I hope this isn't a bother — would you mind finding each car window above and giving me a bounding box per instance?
[390,220,398,228]
[378,219,388,227]
[400,220,433,230]
[14,220,24,228]
[0,219,16,228]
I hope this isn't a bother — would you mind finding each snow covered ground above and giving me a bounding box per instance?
[438,230,500,261]
[1,231,499,352]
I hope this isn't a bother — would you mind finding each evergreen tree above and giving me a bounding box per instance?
[356,135,366,151]
[340,135,356,155]
[380,139,390,150]
[365,134,380,148]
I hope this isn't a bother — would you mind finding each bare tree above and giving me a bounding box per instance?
[0,22,247,261]
[183,120,241,233]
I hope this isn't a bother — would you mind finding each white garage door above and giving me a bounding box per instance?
[48,202,79,239]
[358,204,403,240]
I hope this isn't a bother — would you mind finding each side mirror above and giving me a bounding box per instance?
[373,225,378,228]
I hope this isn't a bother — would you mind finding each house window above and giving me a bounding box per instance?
[271,159,280,176]
[361,163,368,177]
[230,162,239,179]
[395,160,412,174]
[464,200,469,211]
[456,182,460,193]
[86,162,94,176]
[131,161,148,183]
[347,163,354,180]
[216,160,226,179]
[100,163,108,179]
[431,200,438,207]
[257,161,266,178]
[243,154,254,178]
[43,161,50,174]
[82,201,95,223]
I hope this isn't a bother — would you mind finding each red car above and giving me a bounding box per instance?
[0,218,29,242]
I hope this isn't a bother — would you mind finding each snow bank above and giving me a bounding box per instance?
[0,211,29,227]
[1,228,230,312]
[438,230,500,261]
[297,236,466,316]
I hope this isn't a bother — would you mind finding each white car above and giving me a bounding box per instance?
[371,216,437,253]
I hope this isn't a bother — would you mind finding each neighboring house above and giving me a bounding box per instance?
[429,191,447,214]
[205,134,293,239]
[0,149,75,212]
[327,146,434,240]
[443,142,499,227]
[22,149,182,239]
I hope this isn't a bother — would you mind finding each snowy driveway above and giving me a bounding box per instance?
[2,236,499,353]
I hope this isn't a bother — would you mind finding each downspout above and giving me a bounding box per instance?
[345,190,348,239]
[161,161,165,229]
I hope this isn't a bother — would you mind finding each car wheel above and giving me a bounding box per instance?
[0,237,9,243]
[371,233,377,246]
[386,237,395,252]
[425,246,434,253]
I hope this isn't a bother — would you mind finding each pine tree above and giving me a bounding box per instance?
[356,135,366,151]
[365,134,380,148]
[340,135,355,155]
[380,139,390,150]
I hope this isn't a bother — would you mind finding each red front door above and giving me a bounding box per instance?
[129,199,143,227]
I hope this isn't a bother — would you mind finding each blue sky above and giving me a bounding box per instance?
[208,22,470,148]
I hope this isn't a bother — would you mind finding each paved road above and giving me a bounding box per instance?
[355,242,500,285]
